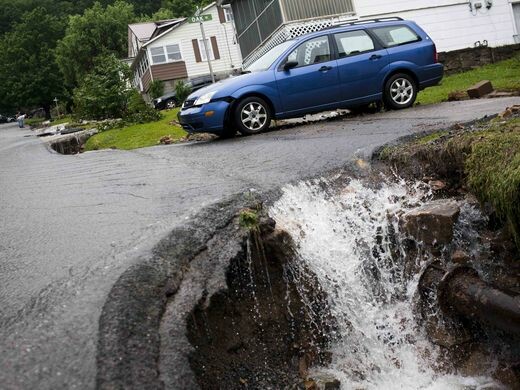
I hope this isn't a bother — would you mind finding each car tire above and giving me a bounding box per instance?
[166,100,177,109]
[234,97,271,136]
[384,73,417,110]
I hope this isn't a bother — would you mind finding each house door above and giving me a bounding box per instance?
[275,35,341,115]
[514,3,520,42]
[333,29,389,103]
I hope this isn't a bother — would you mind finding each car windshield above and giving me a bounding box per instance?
[246,40,294,72]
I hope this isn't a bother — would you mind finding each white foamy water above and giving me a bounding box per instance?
[270,178,498,390]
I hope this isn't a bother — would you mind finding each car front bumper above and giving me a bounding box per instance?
[178,100,230,134]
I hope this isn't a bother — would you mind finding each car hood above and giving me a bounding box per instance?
[187,72,268,100]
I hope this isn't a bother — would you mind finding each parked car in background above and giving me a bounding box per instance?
[153,77,215,110]
[179,18,443,137]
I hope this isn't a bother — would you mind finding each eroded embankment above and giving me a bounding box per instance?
[96,114,519,390]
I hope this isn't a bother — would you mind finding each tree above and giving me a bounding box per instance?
[56,1,136,90]
[72,54,131,120]
[0,7,65,118]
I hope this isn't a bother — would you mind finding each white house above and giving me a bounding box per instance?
[130,2,242,96]
[223,0,520,67]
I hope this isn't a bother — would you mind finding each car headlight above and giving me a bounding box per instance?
[194,91,216,106]
[156,98,162,103]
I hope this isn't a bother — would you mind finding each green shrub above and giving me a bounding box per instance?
[149,80,165,99]
[124,89,161,124]
[175,80,192,104]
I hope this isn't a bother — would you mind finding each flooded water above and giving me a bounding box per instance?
[271,178,500,390]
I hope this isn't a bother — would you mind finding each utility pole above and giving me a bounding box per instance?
[196,7,216,83]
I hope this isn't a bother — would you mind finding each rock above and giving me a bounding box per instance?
[467,80,494,99]
[452,250,470,265]
[402,200,460,245]
[324,379,341,389]
[428,180,447,191]
[305,376,341,390]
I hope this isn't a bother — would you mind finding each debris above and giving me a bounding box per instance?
[448,91,467,102]
[499,105,520,119]
[159,135,174,145]
[467,80,494,99]
[451,250,470,265]
[428,180,447,191]
[451,123,465,131]
[486,91,519,99]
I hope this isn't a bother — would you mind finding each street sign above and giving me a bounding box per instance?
[188,14,212,23]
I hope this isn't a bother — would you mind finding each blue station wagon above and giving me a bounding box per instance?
[178,18,444,137]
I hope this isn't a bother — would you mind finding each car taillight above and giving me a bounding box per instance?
[433,44,439,63]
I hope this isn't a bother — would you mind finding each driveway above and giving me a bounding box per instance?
[1,97,518,389]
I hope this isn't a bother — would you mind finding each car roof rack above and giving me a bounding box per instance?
[330,17,404,28]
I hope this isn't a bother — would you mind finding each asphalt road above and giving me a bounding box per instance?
[1,97,519,389]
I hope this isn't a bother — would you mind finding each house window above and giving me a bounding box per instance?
[198,39,215,61]
[334,30,375,58]
[150,44,182,64]
[223,6,234,23]
[166,44,182,61]
[151,47,166,64]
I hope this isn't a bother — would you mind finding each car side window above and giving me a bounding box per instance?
[286,36,331,68]
[370,25,420,47]
[334,30,375,58]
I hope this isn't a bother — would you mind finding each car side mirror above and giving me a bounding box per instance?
[283,61,298,71]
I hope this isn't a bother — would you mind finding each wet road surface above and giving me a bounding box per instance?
[1,98,519,389]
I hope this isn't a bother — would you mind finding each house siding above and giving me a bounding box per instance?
[353,0,518,52]
[148,5,243,80]
[142,69,152,92]
[151,62,188,81]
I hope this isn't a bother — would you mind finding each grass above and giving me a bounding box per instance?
[239,208,260,230]
[25,115,73,127]
[416,130,449,145]
[465,118,520,246]
[416,54,520,105]
[84,109,186,151]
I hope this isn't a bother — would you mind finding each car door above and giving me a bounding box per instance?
[333,29,389,103]
[275,35,340,115]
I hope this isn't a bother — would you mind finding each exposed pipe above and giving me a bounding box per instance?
[419,263,520,335]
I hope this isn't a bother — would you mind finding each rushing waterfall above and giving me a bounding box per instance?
[270,178,499,390]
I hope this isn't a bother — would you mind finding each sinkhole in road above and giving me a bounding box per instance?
[185,177,516,389]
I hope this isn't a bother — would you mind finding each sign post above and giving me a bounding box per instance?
[53,97,60,118]
[192,9,215,83]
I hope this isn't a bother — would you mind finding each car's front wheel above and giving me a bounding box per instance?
[166,99,177,109]
[234,97,271,136]
[384,73,417,110]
